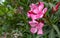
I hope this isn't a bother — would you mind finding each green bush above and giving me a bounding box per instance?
[0,0,60,38]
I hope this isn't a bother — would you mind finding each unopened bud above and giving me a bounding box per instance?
[52,2,60,13]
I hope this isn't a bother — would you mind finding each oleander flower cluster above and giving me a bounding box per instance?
[27,2,48,35]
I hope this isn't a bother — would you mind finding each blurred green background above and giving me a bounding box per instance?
[0,0,60,38]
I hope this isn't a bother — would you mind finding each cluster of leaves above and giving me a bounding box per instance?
[0,0,60,38]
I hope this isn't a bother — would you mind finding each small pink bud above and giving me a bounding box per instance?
[52,2,60,13]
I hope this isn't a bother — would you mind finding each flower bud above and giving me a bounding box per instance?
[52,2,60,13]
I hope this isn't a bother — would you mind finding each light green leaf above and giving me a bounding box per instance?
[52,25,60,38]
[48,29,55,38]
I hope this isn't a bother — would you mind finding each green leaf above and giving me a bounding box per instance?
[48,29,55,38]
[52,25,60,38]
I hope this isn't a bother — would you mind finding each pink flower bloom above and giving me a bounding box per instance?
[29,20,44,35]
[27,2,47,35]
[27,2,47,20]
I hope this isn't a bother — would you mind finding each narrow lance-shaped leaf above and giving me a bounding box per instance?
[52,25,60,38]
[48,29,55,38]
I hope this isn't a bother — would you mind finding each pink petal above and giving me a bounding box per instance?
[29,21,38,27]
[42,8,48,14]
[30,14,37,20]
[39,22,44,28]
[38,3,44,11]
[40,2,44,5]
[27,13,31,18]
[39,14,43,18]
[30,27,37,34]
[27,10,34,18]
[36,22,44,30]
[37,29,43,35]
[30,12,43,19]
[30,3,37,10]
[38,2,44,5]
[36,12,44,18]
[33,8,39,14]
[27,10,32,18]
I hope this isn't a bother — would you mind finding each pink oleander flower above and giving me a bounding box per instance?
[29,20,44,34]
[27,2,47,20]
[27,2,48,35]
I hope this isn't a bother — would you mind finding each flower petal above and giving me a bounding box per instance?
[27,13,31,18]
[30,14,37,20]
[30,27,37,34]
[36,12,44,18]
[29,20,38,27]
[33,8,39,14]
[37,22,44,29]
[37,29,43,35]
[42,8,47,14]
[30,3,37,10]
[38,3,44,11]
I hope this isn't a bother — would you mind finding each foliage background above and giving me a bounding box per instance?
[0,0,60,38]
